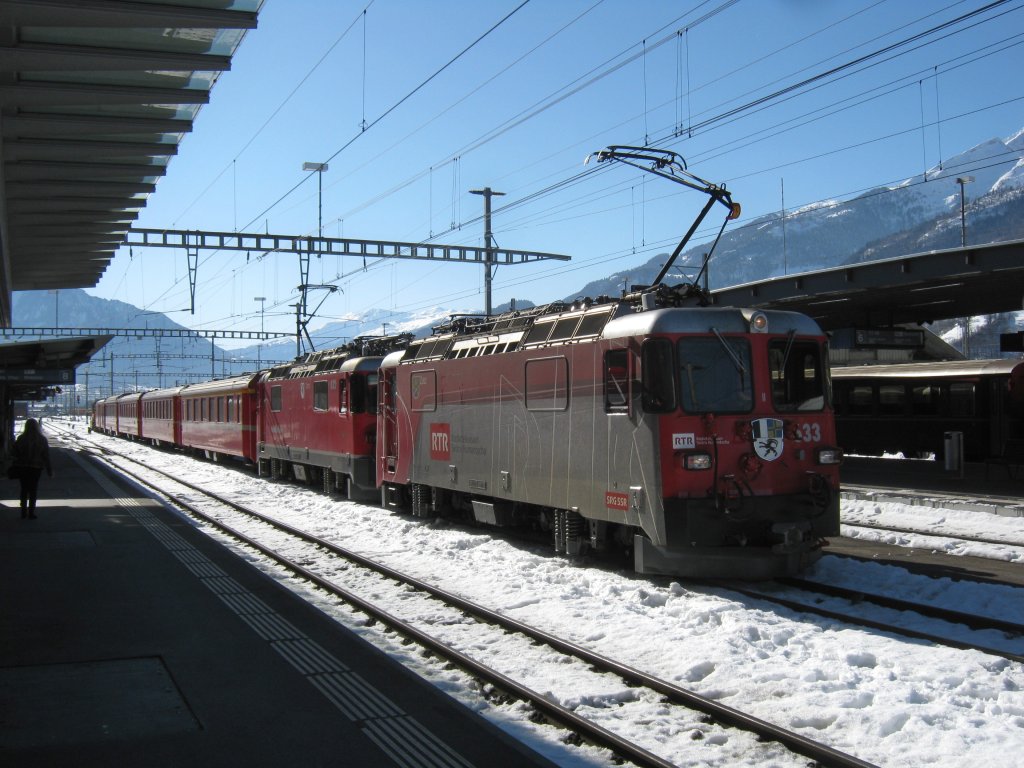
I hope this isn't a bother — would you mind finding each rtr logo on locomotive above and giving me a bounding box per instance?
[430,423,451,461]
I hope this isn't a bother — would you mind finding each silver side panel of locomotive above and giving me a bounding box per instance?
[400,343,666,542]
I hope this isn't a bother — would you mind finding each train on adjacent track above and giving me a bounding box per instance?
[831,358,1024,461]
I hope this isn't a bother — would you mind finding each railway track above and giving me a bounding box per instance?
[840,518,1024,549]
[841,482,1024,519]
[54,424,875,768]
[721,578,1024,664]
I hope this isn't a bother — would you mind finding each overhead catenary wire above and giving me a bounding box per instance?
[335,0,1020,255]
[136,0,533,324]
[239,0,534,234]
[125,0,1023,340]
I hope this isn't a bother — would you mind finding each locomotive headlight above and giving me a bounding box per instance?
[682,452,712,470]
[816,446,843,465]
[749,312,769,333]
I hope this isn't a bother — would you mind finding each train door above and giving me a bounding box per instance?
[381,367,399,473]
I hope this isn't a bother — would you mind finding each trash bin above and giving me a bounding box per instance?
[944,431,963,475]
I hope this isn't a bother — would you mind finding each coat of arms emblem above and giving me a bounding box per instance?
[751,418,784,461]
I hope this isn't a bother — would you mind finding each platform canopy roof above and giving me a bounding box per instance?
[0,0,260,326]
[0,333,111,400]
[711,239,1024,331]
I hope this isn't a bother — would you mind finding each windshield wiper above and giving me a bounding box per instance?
[780,328,797,373]
[711,327,747,381]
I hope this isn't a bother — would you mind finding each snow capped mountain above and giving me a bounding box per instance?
[16,126,1023,394]
[573,126,1024,294]
[1007,127,1024,151]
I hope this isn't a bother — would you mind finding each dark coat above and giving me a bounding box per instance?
[13,426,51,473]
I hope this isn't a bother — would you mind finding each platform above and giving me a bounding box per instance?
[840,456,1024,516]
[834,456,1024,587]
[0,440,556,767]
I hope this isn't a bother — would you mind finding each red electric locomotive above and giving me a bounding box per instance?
[179,372,260,462]
[378,289,841,578]
[377,146,841,578]
[139,386,182,448]
[256,335,411,498]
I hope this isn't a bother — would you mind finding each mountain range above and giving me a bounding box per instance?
[9,126,1023,397]
[573,127,1024,296]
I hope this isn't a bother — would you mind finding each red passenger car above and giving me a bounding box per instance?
[179,373,259,462]
[91,395,118,434]
[257,337,410,498]
[114,392,143,439]
[140,387,182,448]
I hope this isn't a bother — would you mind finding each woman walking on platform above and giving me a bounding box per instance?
[12,418,52,519]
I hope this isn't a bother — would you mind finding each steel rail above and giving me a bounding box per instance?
[825,549,1015,588]
[61,426,877,768]
[839,517,1024,549]
[722,583,1023,664]
[778,578,1024,637]
[83,449,677,768]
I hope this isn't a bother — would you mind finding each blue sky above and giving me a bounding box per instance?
[86,0,1024,345]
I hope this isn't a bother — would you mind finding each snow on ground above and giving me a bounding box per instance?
[841,497,1024,563]
[54,420,1024,767]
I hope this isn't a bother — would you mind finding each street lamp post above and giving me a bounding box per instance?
[955,175,974,248]
[254,296,266,369]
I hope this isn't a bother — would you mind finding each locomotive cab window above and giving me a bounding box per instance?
[678,336,753,413]
[604,349,631,412]
[270,385,282,413]
[642,339,676,413]
[769,338,826,412]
